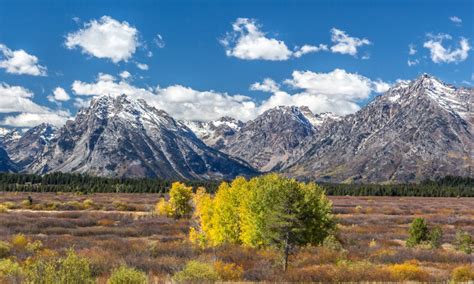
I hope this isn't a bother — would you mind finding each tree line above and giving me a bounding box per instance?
[0,173,472,197]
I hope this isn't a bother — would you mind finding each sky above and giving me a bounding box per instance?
[0,0,472,128]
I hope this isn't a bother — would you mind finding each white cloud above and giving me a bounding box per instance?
[423,34,470,64]
[221,18,326,60]
[409,44,417,55]
[65,16,139,63]
[449,16,462,25]
[407,59,419,66]
[73,98,91,109]
[372,80,391,93]
[293,44,328,58]
[2,112,70,128]
[221,18,291,60]
[154,34,165,48]
[71,73,257,121]
[0,83,45,113]
[284,69,374,99]
[136,62,149,70]
[72,69,390,121]
[47,87,70,102]
[0,44,47,76]
[330,28,371,56]
[0,83,69,127]
[256,69,390,115]
[250,78,280,93]
[119,70,131,80]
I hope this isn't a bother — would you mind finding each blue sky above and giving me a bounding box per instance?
[0,0,472,127]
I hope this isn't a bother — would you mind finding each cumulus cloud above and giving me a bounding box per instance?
[0,44,47,76]
[71,73,257,121]
[423,34,470,63]
[0,83,69,127]
[71,69,390,121]
[136,62,149,70]
[254,69,390,115]
[450,16,462,25]
[65,16,139,63]
[2,112,70,128]
[372,80,391,93]
[47,87,70,102]
[221,18,326,60]
[293,44,328,58]
[330,28,371,56]
[250,78,281,93]
[119,70,131,80]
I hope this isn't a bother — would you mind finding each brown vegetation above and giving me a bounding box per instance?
[0,192,472,282]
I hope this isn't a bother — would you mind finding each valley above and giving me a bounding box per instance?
[0,192,472,282]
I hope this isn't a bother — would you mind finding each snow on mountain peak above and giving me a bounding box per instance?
[383,75,471,119]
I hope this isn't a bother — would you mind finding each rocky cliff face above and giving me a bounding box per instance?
[285,74,473,183]
[1,74,471,183]
[28,95,257,180]
[3,123,56,170]
[0,147,16,173]
[217,106,318,171]
[181,117,243,149]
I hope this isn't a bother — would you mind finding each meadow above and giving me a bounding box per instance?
[0,192,473,282]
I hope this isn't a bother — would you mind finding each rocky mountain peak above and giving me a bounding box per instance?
[26,94,256,180]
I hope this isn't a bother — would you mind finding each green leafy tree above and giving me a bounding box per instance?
[156,182,193,219]
[190,174,335,271]
[428,226,443,249]
[168,182,193,218]
[406,218,429,247]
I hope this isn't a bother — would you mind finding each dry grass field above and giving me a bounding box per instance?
[0,192,472,282]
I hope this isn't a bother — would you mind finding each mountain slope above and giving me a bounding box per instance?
[29,95,257,180]
[0,147,17,173]
[218,106,318,171]
[181,117,243,149]
[3,123,57,170]
[286,74,473,183]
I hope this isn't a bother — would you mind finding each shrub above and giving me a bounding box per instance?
[323,235,343,251]
[57,249,93,283]
[0,204,8,213]
[83,199,95,209]
[454,230,472,254]
[155,198,173,217]
[172,260,219,282]
[451,265,474,282]
[0,259,24,281]
[108,265,147,284]
[406,218,428,247]
[2,202,15,209]
[25,256,59,283]
[26,240,43,253]
[26,249,93,284]
[11,234,28,249]
[0,241,11,258]
[214,261,243,281]
[64,200,84,210]
[387,260,430,281]
[428,226,443,249]
[113,201,128,211]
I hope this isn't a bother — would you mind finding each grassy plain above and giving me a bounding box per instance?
[0,192,472,282]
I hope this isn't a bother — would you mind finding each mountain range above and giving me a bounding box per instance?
[0,74,472,183]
